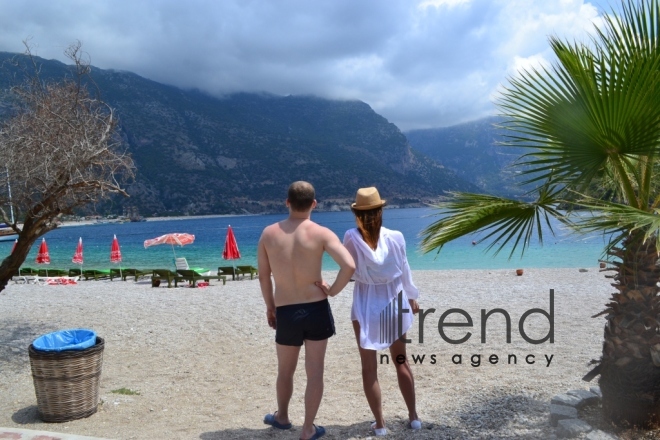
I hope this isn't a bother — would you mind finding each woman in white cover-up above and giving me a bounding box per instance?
[342,187,421,436]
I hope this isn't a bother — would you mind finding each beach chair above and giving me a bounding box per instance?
[82,269,111,281]
[37,269,68,277]
[176,257,212,275]
[19,267,38,276]
[117,268,152,282]
[177,269,226,287]
[109,268,123,281]
[218,266,238,280]
[236,265,258,280]
[13,267,38,284]
[152,269,182,288]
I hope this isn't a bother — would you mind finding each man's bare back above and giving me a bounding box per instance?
[259,218,333,306]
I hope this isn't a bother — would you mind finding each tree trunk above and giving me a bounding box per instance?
[597,232,660,427]
[0,217,56,292]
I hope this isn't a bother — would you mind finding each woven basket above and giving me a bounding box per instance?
[28,336,104,422]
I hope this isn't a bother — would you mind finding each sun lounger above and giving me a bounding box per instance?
[12,267,37,284]
[176,257,211,275]
[37,269,68,277]
[82,269,111,281]
[218,266,238,280]
[152,269,182,288]
[177,269,226,287]
[236,265,258,280]
[112,268,152,282]
[19,267,38,276]
[109,268,151,281]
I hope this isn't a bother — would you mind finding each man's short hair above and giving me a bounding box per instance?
[288,181,315,212]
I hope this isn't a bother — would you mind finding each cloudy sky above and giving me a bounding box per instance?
[0,0,620,131]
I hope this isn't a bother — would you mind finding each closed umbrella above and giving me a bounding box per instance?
[144,233,195,269]
[72,237,83,276]
[111,234,122,279]
[222,225,241,271]
[36,238,50,276]
[11,238,17,254]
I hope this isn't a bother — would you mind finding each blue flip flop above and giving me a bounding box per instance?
[263,412,292,430]
[300,424,326,440]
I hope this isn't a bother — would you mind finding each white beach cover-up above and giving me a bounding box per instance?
[343,227,419,350]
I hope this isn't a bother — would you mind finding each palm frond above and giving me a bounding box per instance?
[496,1,660,205]
[571,198,660,251]
[420,187,567,259]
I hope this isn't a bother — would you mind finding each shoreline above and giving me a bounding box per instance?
[55,204,434,228]
[0,267,616,439]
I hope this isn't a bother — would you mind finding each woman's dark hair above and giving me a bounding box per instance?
[352,206,382,250]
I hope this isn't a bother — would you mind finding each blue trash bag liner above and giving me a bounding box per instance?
[32,328,97,352]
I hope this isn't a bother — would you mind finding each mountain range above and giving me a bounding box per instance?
[0,52,517,216]
[405,117,530,199]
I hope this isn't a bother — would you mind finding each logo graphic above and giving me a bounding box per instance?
[379,291,408,345]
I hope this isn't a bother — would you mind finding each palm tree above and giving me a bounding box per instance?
[420,0,660,427]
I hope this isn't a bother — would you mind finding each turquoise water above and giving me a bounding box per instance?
[0,207,609,271]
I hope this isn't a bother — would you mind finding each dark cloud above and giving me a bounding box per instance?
[0,0,617,130]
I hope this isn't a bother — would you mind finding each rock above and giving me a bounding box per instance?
[579,268,589,272]
[566,389,600,407]
[556,419,592,438]
[586,430,618,440]
[589,386,603,398]
[550,404,578,426]
[551,393,583,408]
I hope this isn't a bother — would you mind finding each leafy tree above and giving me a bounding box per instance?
[421,0,660,427]
[0,42,134,292]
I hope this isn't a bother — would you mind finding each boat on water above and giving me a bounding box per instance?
[0,223,17,242]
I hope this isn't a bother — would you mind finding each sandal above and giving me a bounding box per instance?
[263,411,292,430]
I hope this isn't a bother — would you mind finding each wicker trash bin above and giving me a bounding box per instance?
[28,336,104,422]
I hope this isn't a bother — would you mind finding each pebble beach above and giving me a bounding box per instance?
[0,268,615,439]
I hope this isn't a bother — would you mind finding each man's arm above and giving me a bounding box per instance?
[257,232,276,329]
[318,228,355,297]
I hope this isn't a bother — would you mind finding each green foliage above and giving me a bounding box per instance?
[111,387,140,396]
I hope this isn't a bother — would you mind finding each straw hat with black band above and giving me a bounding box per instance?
[351,187,386,210]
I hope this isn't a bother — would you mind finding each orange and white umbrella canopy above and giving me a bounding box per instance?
[144,233,195,263]
[144,233,195,248]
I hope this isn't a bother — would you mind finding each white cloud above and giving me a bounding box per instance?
[0,0,618,130]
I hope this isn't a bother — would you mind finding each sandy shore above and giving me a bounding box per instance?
[0,268,614,439]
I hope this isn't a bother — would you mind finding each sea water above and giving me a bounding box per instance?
[0,207,609,271]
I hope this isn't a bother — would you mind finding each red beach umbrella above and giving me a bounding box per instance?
[72,237,83,277]
[111,234,122,263]
[72,237,83,264]
[11,239,17,254]
[36,237,50,277]
[111,234,122,280]
[222,225,241,267]
[36,238,50,264]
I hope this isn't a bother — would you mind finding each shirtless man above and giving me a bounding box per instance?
[258,181,355,440]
